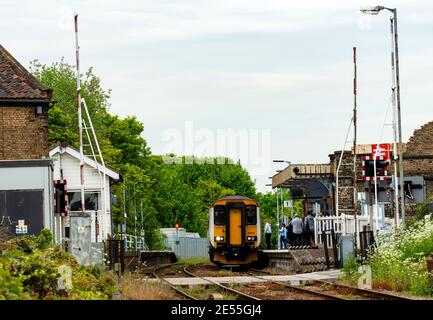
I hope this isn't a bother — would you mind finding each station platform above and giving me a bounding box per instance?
[261,246,336,273]
[164,269,342,286]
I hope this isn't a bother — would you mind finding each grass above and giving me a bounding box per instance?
[178,257,210,268]
[118,275,181,300]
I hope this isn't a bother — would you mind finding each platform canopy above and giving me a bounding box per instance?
[272,164,333,200]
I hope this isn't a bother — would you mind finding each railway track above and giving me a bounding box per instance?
[183,266,261,300]
[245,270,344,300]
[153,262,414,300]
[185,264,340,300]
[249,268,414,300]
[152,263,198,300]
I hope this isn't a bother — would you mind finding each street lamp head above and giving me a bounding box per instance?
[360,5,385,15]
[273,159,291,164]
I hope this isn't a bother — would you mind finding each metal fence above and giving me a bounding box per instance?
[164,237,209,259]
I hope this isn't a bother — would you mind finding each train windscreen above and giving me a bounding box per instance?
[214,205,226,225]
[245,205,257,225]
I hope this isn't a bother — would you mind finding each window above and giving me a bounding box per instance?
[214,206,226,226]
[69,192,100,211]
[245,205,257,225]
[0,190,44,235]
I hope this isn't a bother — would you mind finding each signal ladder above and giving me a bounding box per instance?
[80,98,107,243]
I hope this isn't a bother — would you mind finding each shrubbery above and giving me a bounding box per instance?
[0,229,117,300]
[343,215,433,296]
[369,216,433,295]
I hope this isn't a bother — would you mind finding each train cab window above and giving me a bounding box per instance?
[245,205,257,225]
[214,206,226,226]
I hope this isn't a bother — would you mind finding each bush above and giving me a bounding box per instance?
[0,230,117,300]
[368,218,433,296]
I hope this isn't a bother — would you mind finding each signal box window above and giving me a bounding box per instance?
[214,206,226,226]
[245,206,257,225]
[69,192,100,211]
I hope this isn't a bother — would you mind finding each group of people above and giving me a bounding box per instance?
[264,211,316,250]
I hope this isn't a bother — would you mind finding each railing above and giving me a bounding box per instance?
[314,214,395,248]
[124,234,147,251]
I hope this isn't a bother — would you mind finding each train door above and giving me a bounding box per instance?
[229,208,242,245]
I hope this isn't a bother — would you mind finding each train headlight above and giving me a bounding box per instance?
[215,236,224,242]
[247,236,257,241]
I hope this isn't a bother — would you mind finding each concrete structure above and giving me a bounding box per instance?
[0,160,53,239]
[164,269,342,286]
[49,145,120,244]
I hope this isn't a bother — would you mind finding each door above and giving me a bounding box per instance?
[229,208,242,245]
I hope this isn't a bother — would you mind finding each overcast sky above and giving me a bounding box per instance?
[2,0,432,192]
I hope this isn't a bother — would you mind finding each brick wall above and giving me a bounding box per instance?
[0,106,48,160]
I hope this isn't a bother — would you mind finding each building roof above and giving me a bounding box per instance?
[0,45,50,101]
[49,146,120,180]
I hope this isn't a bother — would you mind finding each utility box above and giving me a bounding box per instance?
[69,212,91,265]
[339,235,355,267]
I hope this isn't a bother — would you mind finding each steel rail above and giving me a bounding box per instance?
[305,278,414,301]
[246,271,344,300]
[251,268,414,300]
[152,264,198,300]
[183,266,261,301]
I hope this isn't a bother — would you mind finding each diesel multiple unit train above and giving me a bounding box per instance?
[208,195,261,266]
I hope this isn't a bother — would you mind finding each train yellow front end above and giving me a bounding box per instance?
[208,195,261,266]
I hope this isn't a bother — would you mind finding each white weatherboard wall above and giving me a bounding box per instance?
[0,164,54,232]
[50,147,119,243]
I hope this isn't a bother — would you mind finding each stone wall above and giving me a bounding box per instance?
[403,120,433,200]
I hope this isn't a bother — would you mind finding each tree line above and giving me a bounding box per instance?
[31,60,300,248]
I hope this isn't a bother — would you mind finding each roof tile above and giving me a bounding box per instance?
[0,44,49,100]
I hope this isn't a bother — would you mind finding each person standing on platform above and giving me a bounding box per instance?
[264,220,272,250]
[304,211,316,247]
[286,217,294,248]
[291,215,303,246]
[279,223,287,249]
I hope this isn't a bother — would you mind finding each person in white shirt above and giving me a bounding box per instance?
[264,221,272,249]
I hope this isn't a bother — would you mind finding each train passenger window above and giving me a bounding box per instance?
[245,206,257,225]
[214,206,226,225]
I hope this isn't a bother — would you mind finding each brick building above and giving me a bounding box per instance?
[0,44,52,160]
[0,45,54,240]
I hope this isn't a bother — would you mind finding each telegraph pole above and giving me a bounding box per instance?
[390,16,400,226]
[74,14,85,214]
[392,9,406,225]
[353,47,358,246]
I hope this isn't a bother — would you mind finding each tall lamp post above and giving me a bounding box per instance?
[361,5,405,225]
[273,160,291,248]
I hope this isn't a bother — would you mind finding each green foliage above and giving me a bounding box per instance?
[30,59,260,245]
[153,157,255,236]
[0,231,116,300]
[368,219,433,296]
[0,268,30,300]
[341,257,362,284]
